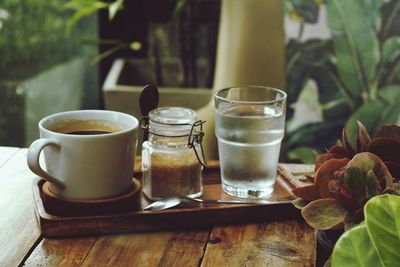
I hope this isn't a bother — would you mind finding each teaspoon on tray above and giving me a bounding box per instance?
[143,195,283,211]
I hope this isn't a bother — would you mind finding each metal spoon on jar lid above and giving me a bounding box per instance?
[143,195,280,211]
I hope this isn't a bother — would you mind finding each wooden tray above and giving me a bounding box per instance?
[32,161,302,238]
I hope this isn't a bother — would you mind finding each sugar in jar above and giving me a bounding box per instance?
[141,107,206,200]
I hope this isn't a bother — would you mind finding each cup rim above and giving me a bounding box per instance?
[214,85,287,104]
[38,110,139,138]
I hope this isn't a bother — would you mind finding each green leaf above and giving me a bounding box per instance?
[344,167,369,205]
[345,101,385,146]
[65,1,108,34]
[287,146,316,164]
[289,0,319,23]
[173,0,187,18]
[366,170,378,197]
[365,194,400,267]
[343,167,378,205]
[108,0,124,20]
[378,85,400,103]
[390,61,400,82]
[291,198,309,209]
[288,79,323,132]
[376,86,400,126]
[64,0,99,10]
[67,8,96,35]
[346,152,394,190]
[90,43,128,64]
[331,223,383,267]
[79,38,121,45]
[286,121,344,151]
[326,0,380,98]
[286,40,331,71]
[381,0,400,39]
[299,40,331,66]
[344,87,400,141]
[301,198,347,230]
[313,67,355,112]
[284,0,294,14]
[382,37,400,65]
[361,0,384,32]
[377,86,400,125]
[286,39,332,104]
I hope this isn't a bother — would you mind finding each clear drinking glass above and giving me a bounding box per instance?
[214,86,287,198]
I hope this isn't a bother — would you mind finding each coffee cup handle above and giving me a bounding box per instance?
[27,139,66,189]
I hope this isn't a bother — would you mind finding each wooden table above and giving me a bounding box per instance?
[0,147,316,266]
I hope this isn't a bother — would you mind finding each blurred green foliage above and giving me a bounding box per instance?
[0,0,96,80]
[0,0,98,146]
[284,0,400,163]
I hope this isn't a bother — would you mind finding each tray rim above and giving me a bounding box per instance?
[32,162,305,237]
[33,178,294,221]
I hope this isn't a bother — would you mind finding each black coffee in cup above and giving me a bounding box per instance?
[65,130,112,135]
[53,120,121,135]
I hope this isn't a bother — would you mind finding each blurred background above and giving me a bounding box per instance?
[1,0,399,163]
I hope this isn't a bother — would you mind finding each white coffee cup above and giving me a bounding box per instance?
[27,110,139,200]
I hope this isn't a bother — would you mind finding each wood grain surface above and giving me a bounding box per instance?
[0,147,316,266]
[201,221,316,267]
[0,148,41,266]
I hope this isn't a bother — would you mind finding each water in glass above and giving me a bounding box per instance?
[215,104,285,198]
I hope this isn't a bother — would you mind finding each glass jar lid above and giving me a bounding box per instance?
[149,107,197,125]
[148,107,198,137]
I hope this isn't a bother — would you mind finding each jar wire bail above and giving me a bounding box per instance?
[141,115,207,168]
[188,120,207,168]
[140,116,149,131]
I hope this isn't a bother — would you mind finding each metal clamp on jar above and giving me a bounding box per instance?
[141,107,206,200]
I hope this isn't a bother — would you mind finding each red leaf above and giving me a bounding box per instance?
[292,184,320,201]
[328,179,341,194]
[356,136,367,152]
[315,153,342,172]
[385,162,400,181]
[336,191,361,213]
[378,124,400,143]
[358,121,371,146]
[304,175,314,183]
[342,128,355,154]
[367,137,400,163]
[315,158,350,198]
[328,145,353,158]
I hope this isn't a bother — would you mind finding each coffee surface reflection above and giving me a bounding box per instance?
[65,130,112,135]
[53,119,121,135]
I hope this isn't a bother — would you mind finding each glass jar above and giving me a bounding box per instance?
[141,107,206,200]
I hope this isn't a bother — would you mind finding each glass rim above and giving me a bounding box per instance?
[214,85,287,104]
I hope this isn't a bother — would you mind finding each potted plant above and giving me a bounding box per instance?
[284,0,400,163]
[291,122,400,265]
